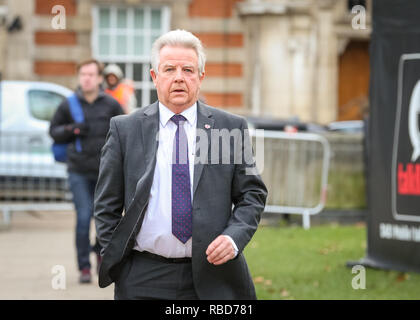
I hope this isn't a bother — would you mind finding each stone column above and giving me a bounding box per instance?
[0,24,7,79]
[0,1,7,78]
[313,6,338,124]
[239,1,294,119]
[238,0,340,123]
[4,0,34,80]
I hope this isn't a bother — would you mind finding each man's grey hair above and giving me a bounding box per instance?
[151,29,206,76]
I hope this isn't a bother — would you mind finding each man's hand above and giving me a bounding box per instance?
[66,123,89,136]
[206,235,236,266]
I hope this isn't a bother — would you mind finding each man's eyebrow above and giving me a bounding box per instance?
[161,63,195,69]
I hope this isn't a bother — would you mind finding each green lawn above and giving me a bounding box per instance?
[244,224,420,299]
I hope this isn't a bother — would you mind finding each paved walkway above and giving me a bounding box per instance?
[0,210,114,299]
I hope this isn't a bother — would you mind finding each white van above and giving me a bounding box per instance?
[0,81,72,181]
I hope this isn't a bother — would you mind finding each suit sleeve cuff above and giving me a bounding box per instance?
[223,235,239,258]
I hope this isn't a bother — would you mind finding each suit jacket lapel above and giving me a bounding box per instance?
[127,102,159,213]
[193,102,214,196]
[140,101,159,166]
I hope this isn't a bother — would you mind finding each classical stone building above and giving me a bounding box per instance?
[0,0,371,123]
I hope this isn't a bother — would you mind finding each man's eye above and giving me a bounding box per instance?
[184,69,193,73]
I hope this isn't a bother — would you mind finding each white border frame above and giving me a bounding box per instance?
[391,53,420,222]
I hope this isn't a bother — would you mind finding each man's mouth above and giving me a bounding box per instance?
[172,89,185,93]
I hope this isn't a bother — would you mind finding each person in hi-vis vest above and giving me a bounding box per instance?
[104,64,137,114]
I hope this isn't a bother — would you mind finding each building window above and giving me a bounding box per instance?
[92,5,170,108]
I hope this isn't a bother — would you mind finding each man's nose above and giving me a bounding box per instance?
[174,68,184,81]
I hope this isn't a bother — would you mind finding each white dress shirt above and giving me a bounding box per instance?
[134,102,196,257]
[134,102,238,258]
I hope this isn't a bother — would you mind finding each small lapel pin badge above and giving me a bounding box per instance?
[204,124,211,129]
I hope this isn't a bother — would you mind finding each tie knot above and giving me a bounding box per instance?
[171,114,187,126]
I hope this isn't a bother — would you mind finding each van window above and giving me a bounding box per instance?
[28,90,66,121]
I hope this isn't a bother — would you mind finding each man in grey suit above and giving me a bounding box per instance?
[94,29,267,300]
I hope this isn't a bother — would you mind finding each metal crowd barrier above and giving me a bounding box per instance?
[251,130,331,229]
[0,131,73,228]
[0,130,330,230]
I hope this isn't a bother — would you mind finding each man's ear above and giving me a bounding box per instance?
[199,71,205,82]
[150,69,157,84]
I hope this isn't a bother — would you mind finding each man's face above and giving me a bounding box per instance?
[150,45,205,113]
[78,63,103,93]
[106,74,118,87]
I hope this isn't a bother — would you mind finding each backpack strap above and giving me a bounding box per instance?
[67,94,84,152]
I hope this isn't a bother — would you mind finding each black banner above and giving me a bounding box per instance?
[358,0,420,272]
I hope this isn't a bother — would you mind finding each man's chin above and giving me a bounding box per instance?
[165,99,195,112]
[170,98,190,106]
[81,87,97,94]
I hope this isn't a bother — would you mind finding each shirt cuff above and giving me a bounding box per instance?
[223,235,239,258]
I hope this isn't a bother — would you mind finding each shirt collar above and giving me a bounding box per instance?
[159,102,197,127]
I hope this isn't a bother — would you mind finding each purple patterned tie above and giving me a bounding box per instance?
[171,114,192,243]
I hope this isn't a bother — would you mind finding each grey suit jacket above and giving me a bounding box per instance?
[94,101,267,299]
